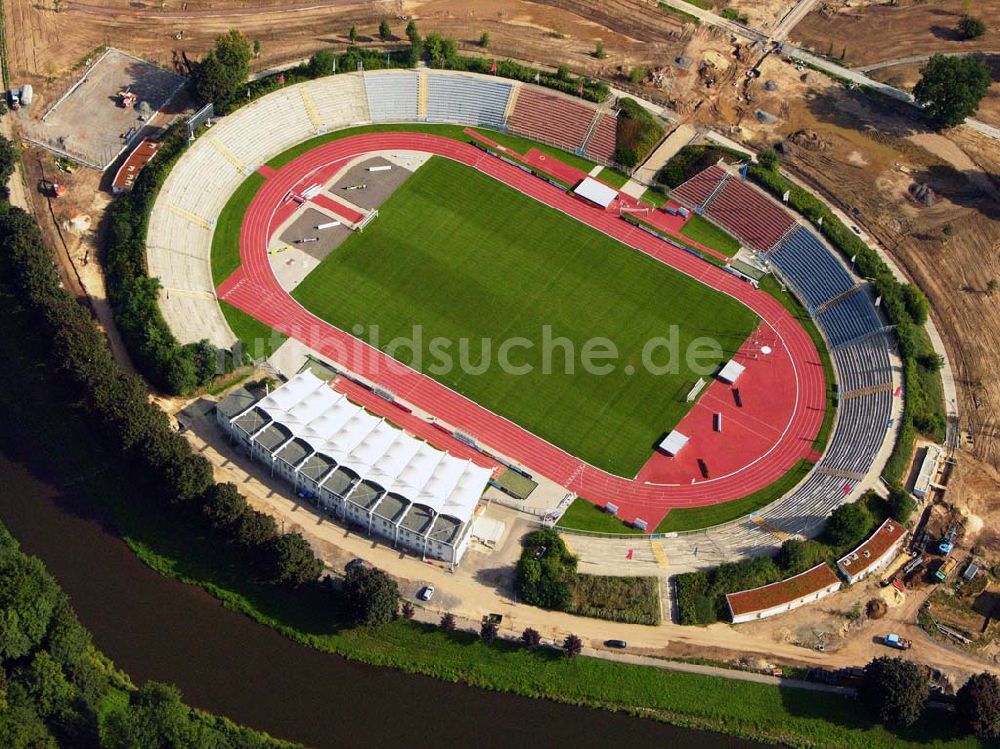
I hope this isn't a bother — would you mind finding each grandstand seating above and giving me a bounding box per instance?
[425,73,511,127]
[507,88,596,155]
[213,88,316,171]
[768,226,854,308]
[365,71,420,122]
[304,75,371,130]
[583,112,618,163]
[670,164,727,208]
[817,290,883,347]
[703,177,797,252]
[833,333,893,393]
[821,389,893,475]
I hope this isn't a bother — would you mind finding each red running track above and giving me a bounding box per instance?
[218,133,826,526]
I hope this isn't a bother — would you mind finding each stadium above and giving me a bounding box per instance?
[148,69,901,565]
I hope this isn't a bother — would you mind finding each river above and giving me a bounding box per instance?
[0,452,767,749]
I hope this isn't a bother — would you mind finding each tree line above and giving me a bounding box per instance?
[0,519,302,749]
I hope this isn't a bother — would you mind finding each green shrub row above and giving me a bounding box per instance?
[0,197,325,595]
[103,124,238,395]
[614,98,665,169]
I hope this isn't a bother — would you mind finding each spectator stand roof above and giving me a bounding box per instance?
[837,518,907,581]
[573,177,618,209]
[252,371,492,526]
[112,139,161,193]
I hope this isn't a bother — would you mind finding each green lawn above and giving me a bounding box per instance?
[291,156,758,476]
[595,167,631,189]
[640,189,670,208]
[220,301,287,362]
[654,458,813,533]
[680,214,741,257]
[212,172,265,285]
[558,498,646,535]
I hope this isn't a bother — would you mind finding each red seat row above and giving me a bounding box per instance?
[507,88,596,154]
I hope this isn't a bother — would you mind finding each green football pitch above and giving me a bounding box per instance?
[292,157,758,476]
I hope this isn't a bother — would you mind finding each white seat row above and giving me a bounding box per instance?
[364,71,419,122]
[425,72,511,127]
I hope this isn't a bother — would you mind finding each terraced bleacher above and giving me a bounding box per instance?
[768,226,854,308]
[583,112,618,163]
[822,389,893,475]
[365,71,419,122]
[425,73,511,127]
[833,333,893,393]
[817,290,883,347]
[303,75,371,131]
[671,164,727,208]
[507,87,596,155]
[704,177,796,252]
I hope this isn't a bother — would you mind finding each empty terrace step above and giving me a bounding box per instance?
[299,87,324,132]
[815,466,866,481]
[418,74,428,118]
[840,382,894,400]
[502,83,520,125]
[815,283,862,315]
[750,516,794,542]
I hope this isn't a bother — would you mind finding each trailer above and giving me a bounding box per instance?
[935,558,958,582]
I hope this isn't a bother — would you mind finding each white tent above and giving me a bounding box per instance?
[658,430,689,456]
[573,177,618,208]
[718,359,746,384]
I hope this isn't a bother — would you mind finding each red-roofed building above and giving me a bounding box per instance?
[837,518,907,585]
[726,563,841,623]
[112,139,161,194]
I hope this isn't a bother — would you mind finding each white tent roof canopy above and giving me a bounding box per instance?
[255,372,491,525]
[718,359,746,384]
[573,177,618,208]
[658,430,689,456]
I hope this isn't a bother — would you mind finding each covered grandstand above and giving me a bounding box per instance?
[216,371,493,565]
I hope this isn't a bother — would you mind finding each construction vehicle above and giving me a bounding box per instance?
[118,87,138,108]
[881,633,912,650]
[935,557,958,582]
[938,526,958,555]
[38,178,67,199]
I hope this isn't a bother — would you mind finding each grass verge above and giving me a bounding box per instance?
[558,498,646,534]
[680,214,741,256]
[211,172,265,285]
[568,575,661,625]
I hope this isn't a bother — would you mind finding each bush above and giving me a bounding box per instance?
[957,15,986,40]
[515,529,575,610]
[439,612,456,631]
[860,656,928,727]
[0,133,16,191]
[822,502,872,549]
[521,627,541,648]
[480,620,498,643]
[614,98,665,169]
[308,49,336,77]
[757,147,780,172]
[887,485,916,525]
[563,634,583,658]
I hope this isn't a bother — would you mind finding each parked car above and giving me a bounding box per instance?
[604,639,627,649]
[881,633,912,650]
[418,585,435,602]
[850,224,862,235]
[345,558,367,573]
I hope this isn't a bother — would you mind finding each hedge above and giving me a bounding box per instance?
[614,98,664,169]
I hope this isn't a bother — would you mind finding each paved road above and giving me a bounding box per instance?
[858,51,1000,73]
[652,0,1000,140]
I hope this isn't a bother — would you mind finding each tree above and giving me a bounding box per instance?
[401,601,415,619]
[263,533,323,587]
[988,279,999,297]
[758,147,780,172]
[563,633,583,659]
[379,19,392,41]
[515,529,575,611]
[439,612,456,631]
[308,49,336,77]
[252,39,261,57]
[860,656,928,727]
[628,66,645,84]
[349,26,359,43]
[0,134,16,191]
[191,29,253,106]
[201,482,248,532]
[957,672,1000,739]
[957,14,986,40]
[236,508,279,549]
[480,619,498,644]
[405,20,419,42]
[15,651,74,719]
[775,538,826,574]
[822,502,872,549]
[0,550,61,661]
[594,41,606,59]
[913,54,991,129]
[479,31,490,48]
[888,485,916,524]
[101,682,202,749]
[342,566,399,627]
[521,627,541,649]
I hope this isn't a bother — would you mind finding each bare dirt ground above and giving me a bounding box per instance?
[794,0,1000,66]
